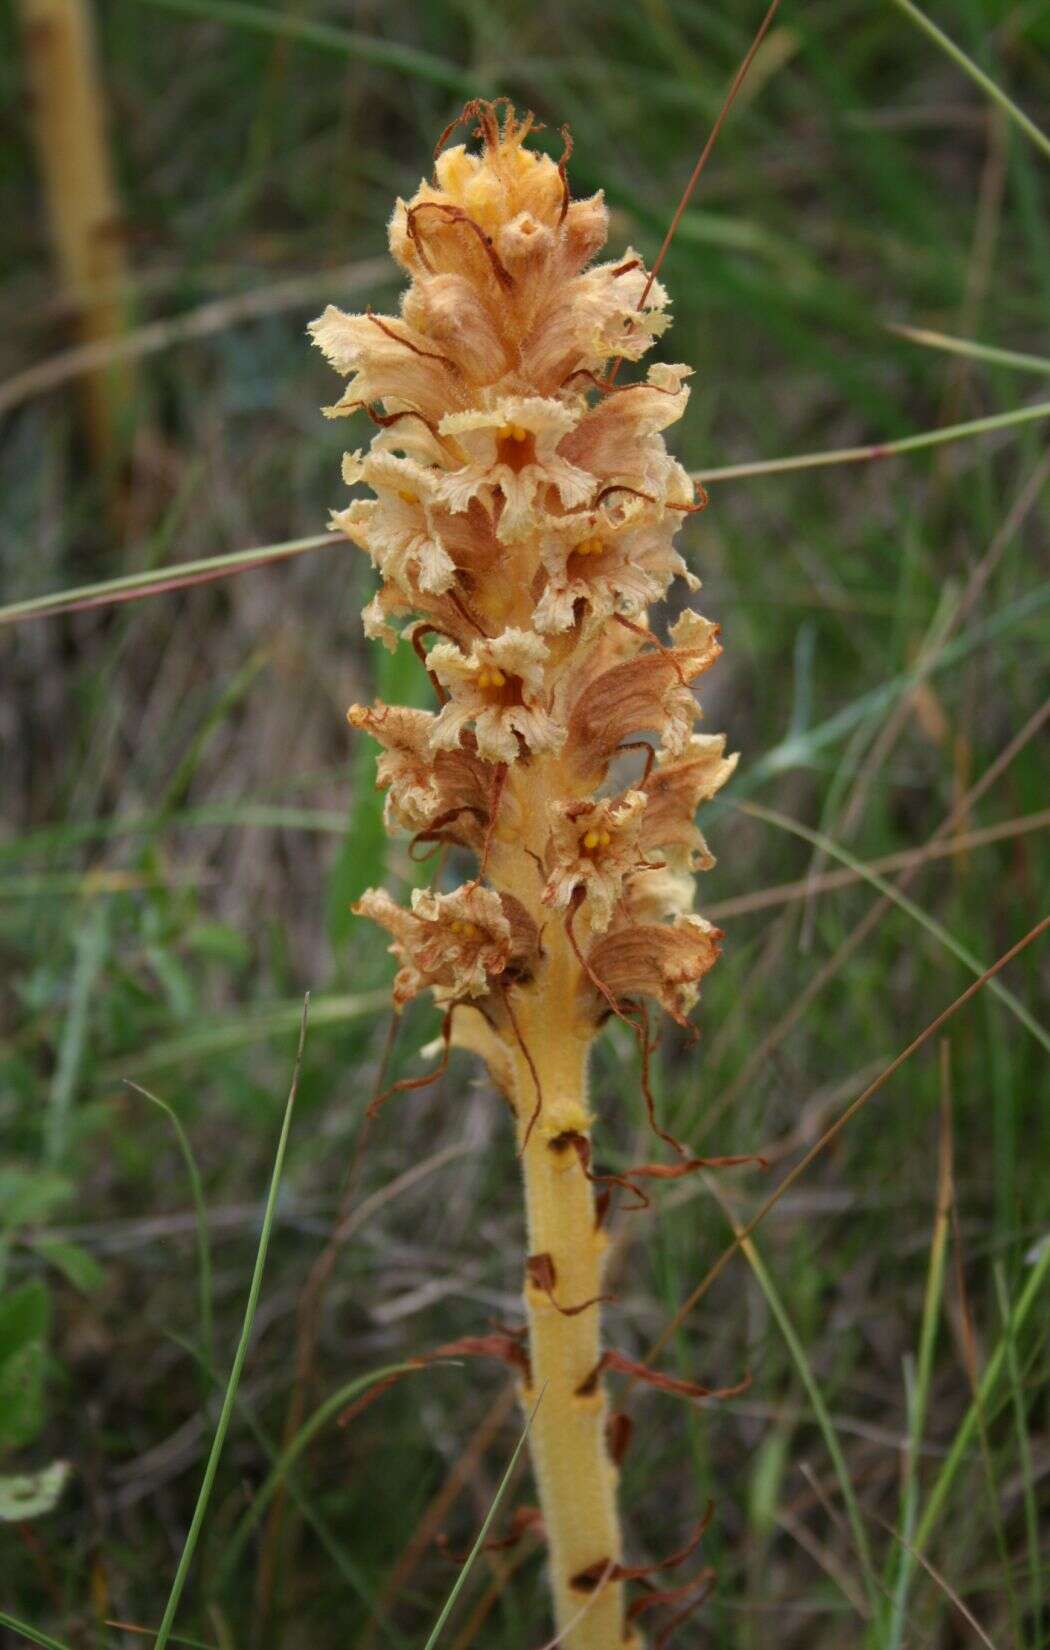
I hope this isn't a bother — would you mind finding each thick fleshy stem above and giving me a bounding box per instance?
[511,989,633,1649]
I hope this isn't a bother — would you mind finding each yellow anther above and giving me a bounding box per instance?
[574,535,604,558]
[581,825,614,854]
[477,665,507,690]
[397,488,419,506]
[498,422,529,443]
[450,919,481,939]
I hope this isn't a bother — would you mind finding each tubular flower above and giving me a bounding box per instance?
[542,789,649,932]
[428,626,565,763]
[313,102,738,1650]
[354,882,535,1008]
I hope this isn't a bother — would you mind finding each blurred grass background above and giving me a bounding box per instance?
[1,0,1048,1646]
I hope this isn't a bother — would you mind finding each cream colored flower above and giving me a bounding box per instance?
[522,251,671,390]
[359,562,482,651]
[322,103,740,1650]
[533,494,697,635]
[348,702,442,827]
[347,701,497,846]
[640,734,739,871]
[428,627,565,764]
[309,306,466,427]
[436,396,593,541]
[400,270,510,386]
[354,882,513,1007]
[542,790,649,932]
[623,863,698,923]
[335,450,454,595]
[559,364,695,509]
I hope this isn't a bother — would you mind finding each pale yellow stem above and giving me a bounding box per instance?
[510,977,638,1650]
[18,0,133,468]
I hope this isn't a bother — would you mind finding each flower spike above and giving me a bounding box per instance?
[313,99,741,1650]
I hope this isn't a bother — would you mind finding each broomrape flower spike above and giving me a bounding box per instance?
[312,101,738,1649]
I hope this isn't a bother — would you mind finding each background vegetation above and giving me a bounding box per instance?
[1,0,1048,1646]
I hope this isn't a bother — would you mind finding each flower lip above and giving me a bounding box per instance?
[435,395,592,541]
[569,534,606,561]
[475,663,524,704]
[495,424,536,471]
[542,790,649,932]
[428,627,566,765]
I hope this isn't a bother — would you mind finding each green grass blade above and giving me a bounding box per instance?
[739,579,1050,782]
[694,400,1050,483]
[887,0,1050,161]
[46,902,108,1165]
[107,1631,218,1650]
[153,651,269,822]
[104,990,386,1082]
[163,1328,413,1643]
[135,0,472,92]
[993,1262,1042,1637]
[0,1614,74,1650]
[218,1362,421,1586]
[421,1391,542,1650]
[151,997,309,1650]
[886,1099,952,1648]
[0,1616,214,1650]
[739,802,1050,1051]
[0,535,333,628]
[2,806,351,862]
[887,322,1050,377]
[6,405,1043,630]
[126,1083,214,1370]
[703,1179,882,1624]
[912,1237,1050,1558]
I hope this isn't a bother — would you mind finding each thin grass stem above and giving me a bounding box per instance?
[887,0,1050,161]
[421,1394,542,1650]
[693,400,1050,482]
[150,998,309,1650]
[887,321,1050,376]
[704,1178,882,1623]
[126,1083,214,1371]
[737,801,1050,1051]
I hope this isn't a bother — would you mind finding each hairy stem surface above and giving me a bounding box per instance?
[512,988,629,1648]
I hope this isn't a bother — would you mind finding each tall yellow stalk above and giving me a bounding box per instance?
[312,100,736,1646]
[19,0,133,469]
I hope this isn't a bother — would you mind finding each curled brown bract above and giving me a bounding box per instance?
[575,1351,751,1404]
[526,1252,614,1316]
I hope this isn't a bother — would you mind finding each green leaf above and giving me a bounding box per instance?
[0,1281,50,1449]
[0,1461,71,1522]
[0,1342,47,1450]
[30,1237,106,1295]
[0,1281,49,1361]
[184,921,251,967]
[749,1428,789,1538]
[0,1171,73,1231]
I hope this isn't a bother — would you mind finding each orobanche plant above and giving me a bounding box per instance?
[311,100,749,1648]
